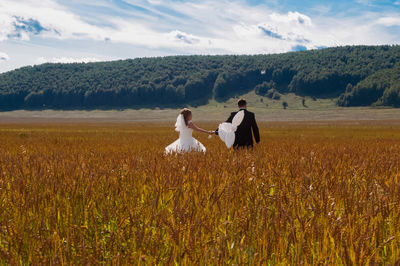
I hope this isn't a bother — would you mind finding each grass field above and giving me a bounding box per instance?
[2,91,400,123]
[1,122,400,264]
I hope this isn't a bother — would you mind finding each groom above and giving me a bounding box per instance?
[216,99,260,148]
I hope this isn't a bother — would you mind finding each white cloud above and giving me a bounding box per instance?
[270,11,312,26]
[0,52,9,61]
[376,16,400,26]
[167,30,201,45]
[0,0,399,73]
[36,56,104,64]
[0,0,324,54]
[0,0,109,42]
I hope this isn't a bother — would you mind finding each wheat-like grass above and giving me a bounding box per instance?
[0,123,399,264]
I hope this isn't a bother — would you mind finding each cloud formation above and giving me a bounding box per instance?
[37,57,104,64]
[0,0,399,72]
[376,16,400,26]
[0,52,9,61]
[0,0,376,54]
[0,0,110,42]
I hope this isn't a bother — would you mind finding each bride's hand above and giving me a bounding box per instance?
[208,131,215,135]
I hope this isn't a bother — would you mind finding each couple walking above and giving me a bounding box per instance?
[165,99,260,153]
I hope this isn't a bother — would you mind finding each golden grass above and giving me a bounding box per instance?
[0,123,399,264]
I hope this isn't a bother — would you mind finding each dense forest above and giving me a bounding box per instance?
[0,45,399,110]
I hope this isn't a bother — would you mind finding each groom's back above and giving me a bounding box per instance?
[228,109,260,148]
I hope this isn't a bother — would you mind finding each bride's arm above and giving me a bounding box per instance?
[188,121,214,135]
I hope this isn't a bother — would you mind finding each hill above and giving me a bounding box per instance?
[0,45,399,110]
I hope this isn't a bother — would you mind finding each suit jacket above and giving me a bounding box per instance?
[217,108,260,148]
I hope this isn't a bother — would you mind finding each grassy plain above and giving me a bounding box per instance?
[0,122,400,264]
[2,91,400,123]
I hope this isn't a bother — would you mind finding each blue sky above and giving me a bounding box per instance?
[0,0,400,73]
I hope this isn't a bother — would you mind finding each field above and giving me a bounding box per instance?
[1,122,400,264]
[3,92,400,123]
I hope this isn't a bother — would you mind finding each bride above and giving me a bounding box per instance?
[165,108,214,153]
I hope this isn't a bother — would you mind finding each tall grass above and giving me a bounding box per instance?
[0,123,399,264]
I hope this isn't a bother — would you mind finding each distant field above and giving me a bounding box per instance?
[1,92,400,123]
[0,123,399,264]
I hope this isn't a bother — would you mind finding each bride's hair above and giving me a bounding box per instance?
[180,108,192,126]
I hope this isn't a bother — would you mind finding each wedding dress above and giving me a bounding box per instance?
[218,110,245,148]
[165,114,206,153]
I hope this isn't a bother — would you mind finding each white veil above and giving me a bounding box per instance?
[175,114,186,132]
[218,110,244,148]
[231,110,245,128]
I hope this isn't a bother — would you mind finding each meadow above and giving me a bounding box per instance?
[0,122,399,264]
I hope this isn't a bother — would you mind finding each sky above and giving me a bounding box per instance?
[0,0,400,73]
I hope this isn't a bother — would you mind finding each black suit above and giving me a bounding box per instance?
[217,108,260,148]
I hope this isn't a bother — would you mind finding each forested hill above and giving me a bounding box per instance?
[1,45,400,110]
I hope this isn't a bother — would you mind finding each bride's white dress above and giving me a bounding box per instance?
[165,115,206,153]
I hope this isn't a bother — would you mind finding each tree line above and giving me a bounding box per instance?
[0,45,399,110]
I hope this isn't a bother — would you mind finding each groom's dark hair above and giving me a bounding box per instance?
[237,98,247,107]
